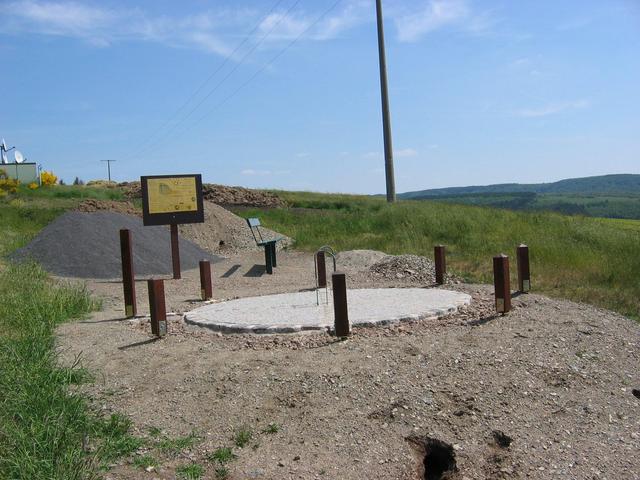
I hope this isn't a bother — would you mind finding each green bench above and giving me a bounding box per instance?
[246,218,284,274]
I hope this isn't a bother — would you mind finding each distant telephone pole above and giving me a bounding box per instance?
[376,0,396,203]
[100,159,116,182]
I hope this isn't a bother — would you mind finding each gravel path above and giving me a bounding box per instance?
[55,250,640,480]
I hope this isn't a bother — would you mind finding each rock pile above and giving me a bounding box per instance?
[75,199,140,216]
[369,254,438,283]
[118,181,284,208]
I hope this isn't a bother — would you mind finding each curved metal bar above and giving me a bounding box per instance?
[314,246,338,305]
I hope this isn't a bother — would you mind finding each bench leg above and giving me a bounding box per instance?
[264,245,273,274]
[270,243,277,268]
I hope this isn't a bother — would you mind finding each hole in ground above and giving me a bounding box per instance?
[421,437,457,480]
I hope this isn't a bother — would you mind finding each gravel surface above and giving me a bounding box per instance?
[178,201,292,256]
[55,250,640,480]
[11,211,220,279]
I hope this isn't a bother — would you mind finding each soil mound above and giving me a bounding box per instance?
[75,199,140,216]
[118,182,284,208]
[10,211,220,279]
[178,201,292,255]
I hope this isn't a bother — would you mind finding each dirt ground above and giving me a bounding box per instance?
[56,250,640,480]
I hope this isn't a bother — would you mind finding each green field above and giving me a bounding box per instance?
[407,192,640,220]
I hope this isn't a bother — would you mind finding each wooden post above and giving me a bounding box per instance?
[332,272,350,337]
[148,279,167,337]
[119,229,136,318]
[317,251,327,288]
[493,254,511,314]
[170,223,181,279]
[434,245,446,285]
[517,244,531,293]
[199,260,212,300]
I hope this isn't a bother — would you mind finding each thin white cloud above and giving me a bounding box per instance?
[0,0,370,55]
[517,99,590,118]
[395,148,418,157]
[394,0,497,42]
[395,0,470,42]
[362,151,382,159]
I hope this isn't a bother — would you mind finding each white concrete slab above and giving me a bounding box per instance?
[184,288,471,334]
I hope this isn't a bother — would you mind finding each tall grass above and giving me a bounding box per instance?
[241,192,640,320]
[0,200,141,478]
[16,184,124,201]
[0,263,99,478]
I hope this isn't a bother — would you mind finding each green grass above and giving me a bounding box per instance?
[262,422,280,434]
[156,431,201,455]
[238,191,640,320]
[215,465,230,479]
[234,426,253,448]
[207,447,237,464]
[176,463,205,480]
[16,184,124,201]
[0,192,143,478]
[133,454,158,470]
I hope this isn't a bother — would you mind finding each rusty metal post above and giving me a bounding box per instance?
[493,254,511,314]
[148,279,167,337]
[517,244,531,293]
[434,245,446,285]
[317,251,327,288]
[119,229,137,318]
[199,260,212,300]
[332,272,350,337]
[170,223,181,279]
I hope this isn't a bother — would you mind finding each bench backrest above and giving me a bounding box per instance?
[246,217,264,244]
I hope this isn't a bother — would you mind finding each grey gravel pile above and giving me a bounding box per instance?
[369,254,438,283]
[10,211,220,279]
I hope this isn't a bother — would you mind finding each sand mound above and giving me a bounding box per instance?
[335,250,390,273]
[11,211,220,279]
[178,202,292,256]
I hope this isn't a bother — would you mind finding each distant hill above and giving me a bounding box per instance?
[399,174,640,199]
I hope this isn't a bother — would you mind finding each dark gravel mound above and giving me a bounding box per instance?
[10,211,221,279]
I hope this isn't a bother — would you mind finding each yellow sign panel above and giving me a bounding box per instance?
[147,177,198,214]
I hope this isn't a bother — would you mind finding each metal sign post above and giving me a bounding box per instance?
[119,229,137,318]
[140,174,204,279]
[493,254,511,314]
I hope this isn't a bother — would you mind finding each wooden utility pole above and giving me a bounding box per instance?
[100,159,116,182]
[375,0,396,203]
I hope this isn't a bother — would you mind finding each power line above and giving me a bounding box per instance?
[135,0,343,160]
[123,0,288,160]
[128,0,304,161]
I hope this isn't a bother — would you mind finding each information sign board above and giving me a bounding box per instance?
[141,174,204,226]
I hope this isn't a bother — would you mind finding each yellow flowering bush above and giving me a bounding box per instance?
[0,168,19,196]
[28,182,39,190]
[40,170,57,186]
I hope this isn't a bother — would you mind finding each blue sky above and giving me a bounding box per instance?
[1,0,639,193]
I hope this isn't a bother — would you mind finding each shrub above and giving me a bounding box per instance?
[40,171,57,186]
[28,182,38,190]
[0,168,19,195]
